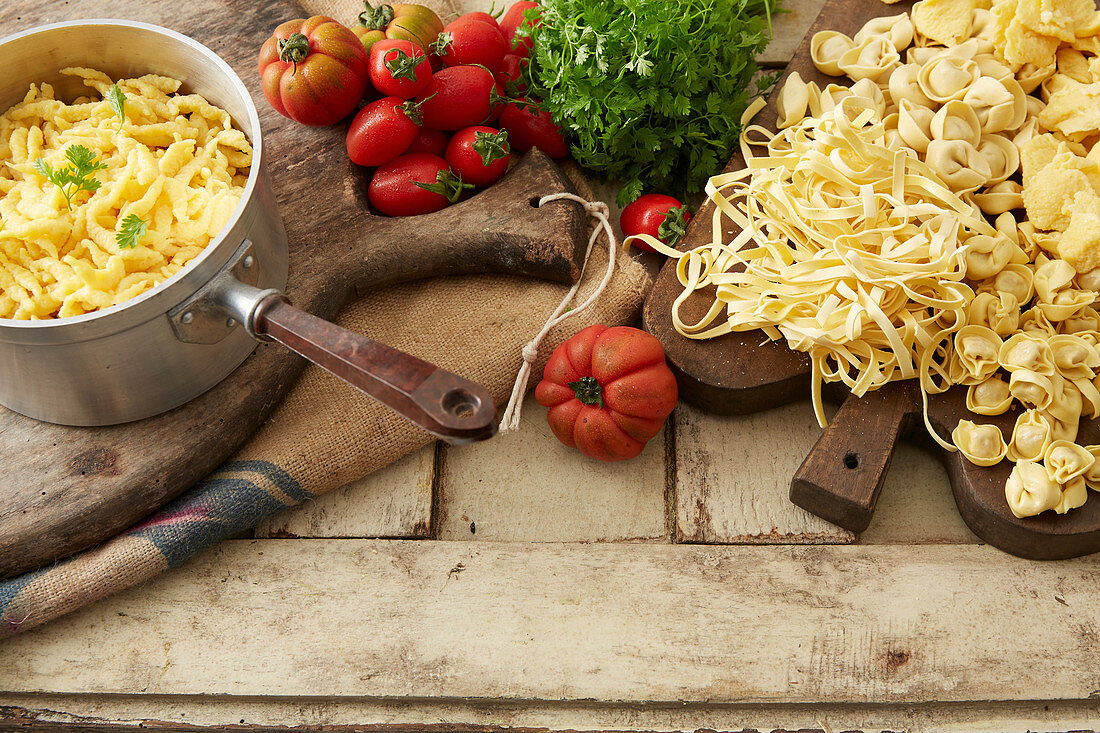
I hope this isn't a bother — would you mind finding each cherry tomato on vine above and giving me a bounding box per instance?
[620,194,693,253]
[368,153,474,216]
[369,39,433,98]
[446,126,511,187]
[405,127,448,155]
[346,96,429,167]
[431,17,507,70]
[415,65,504,129]
[500,1,539,58]
[499,100,568,158]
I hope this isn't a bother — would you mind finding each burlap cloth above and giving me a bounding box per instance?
[0,0,652,636]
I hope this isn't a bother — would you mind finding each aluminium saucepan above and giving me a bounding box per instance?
[0,20,496,442]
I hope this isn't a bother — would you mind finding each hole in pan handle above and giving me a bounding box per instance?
[212,274,498,445]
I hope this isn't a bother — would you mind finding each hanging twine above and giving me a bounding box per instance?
[498,193,619,432]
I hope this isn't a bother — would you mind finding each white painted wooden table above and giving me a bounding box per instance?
[5,2,1100,731]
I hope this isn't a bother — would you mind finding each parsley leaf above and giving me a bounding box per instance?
[33,144,107,210]
[115,213,148,249]
[106,84,126,129]
[526,0,778,207]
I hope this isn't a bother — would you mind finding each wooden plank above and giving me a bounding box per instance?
[675,401,855,543]
[675,401,980,545]
[437,395,667,542]
[253,445,434,539]
[759,0,830,67]
[4,696,1100,733]
[3,539,1100,704]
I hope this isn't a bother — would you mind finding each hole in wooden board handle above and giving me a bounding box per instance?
[789,382,913,533]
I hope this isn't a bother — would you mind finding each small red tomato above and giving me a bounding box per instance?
[431,17,507,70]
[405,127,448,155]
[535,325,678,461]
[463,11,501,30]
[446,126,510,187]
[500,1,539,58]
[620,194,693,253]
[258,16,371,126]
[494,53,527,96]
[369,39,433,98]
[415,65,503,130]
[346,96,427,167]
[368,153,474,216]
[499,100,568,158]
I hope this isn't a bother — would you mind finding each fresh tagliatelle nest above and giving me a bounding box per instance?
[640,0,1100,521]
[651,95,985,443]
[0,67,252,319]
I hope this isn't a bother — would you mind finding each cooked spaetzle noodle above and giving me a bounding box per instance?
[0,67,251,319]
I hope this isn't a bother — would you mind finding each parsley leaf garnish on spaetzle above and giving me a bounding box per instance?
[33,145,107,210]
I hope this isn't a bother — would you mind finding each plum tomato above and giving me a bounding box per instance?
[415,65,504,130]
[368,153,474,216]
[446,126,511,187]
[500,1,539,58]
[346,96,426,167]
[368,39,433,98]
[405,127,448,155]
[494,53,528,96]
[431,17,507,70]
[464,11,502,30]
[620,194,693,253]
[498,100,568,158]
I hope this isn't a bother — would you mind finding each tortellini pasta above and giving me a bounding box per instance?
[968,291,1020,335]
[1049,334,1100,379]
[1009,410,1054,462]
[917,54,980,102]
[1054,477,1089,513]
[812,31,857,76]
[1044,439,1096,483]
[967,375,1014,414]
[925,138,990,191]
[953,420,1009,465]
[954,325,1003,382]
[1006,460,1063,517]
[999,333,1055,374]
[776,73,812,129]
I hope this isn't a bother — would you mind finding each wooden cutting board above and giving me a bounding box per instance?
[644,0,1100,560]
[0,0,588,578]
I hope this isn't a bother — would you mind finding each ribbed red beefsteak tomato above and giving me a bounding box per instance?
[259,16,371,126]
[535,325,678,461]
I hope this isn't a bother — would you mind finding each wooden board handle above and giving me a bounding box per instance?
[789,382,916,532]
[254,297,497,444]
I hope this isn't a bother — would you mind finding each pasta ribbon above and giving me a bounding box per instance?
[643,95,991,449]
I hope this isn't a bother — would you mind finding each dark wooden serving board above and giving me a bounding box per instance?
[644,0,1100,560]
[0,0,589,578]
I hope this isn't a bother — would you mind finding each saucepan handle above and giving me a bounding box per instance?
[210,276,497,444]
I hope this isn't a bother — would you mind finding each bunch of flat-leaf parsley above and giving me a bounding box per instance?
[525,0,777,206]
